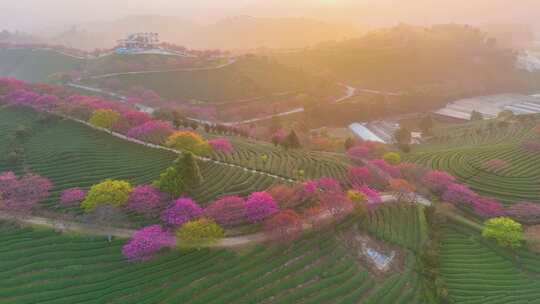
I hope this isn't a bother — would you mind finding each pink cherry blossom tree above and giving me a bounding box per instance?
[209,138,234,154]
[60,188,87,205]
[507,202,540,224]
[122,225,175,262]
[442,183,477,205]
[126,185,167,217]
[245,191,279,223]
[472,197,505,218]
[348,166,372,186]
[161,198,203,227]
[423,170,456,194]
[204,196,247,227]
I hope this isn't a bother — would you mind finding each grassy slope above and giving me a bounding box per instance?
[0,219,426,304]
[83,57,330,103]
[0,49,84,83]
[405,118,540,205]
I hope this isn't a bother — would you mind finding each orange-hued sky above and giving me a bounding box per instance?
[1,0,539,33]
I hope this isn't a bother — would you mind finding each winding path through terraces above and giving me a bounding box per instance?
[0,194,429,248]
[66,82,358,126]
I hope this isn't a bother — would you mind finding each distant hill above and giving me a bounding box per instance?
[51,15,360,51]
[272,24,536,93]
[0,30,43,45]
[0,48,83,83]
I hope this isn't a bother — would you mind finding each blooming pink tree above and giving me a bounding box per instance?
[348,166,372,186]
[0,171,52,213]
[423,170,456,194]
[319,192,354,220]
[315,177,343,194]
[347,145,371,161]
[127,121,174,144]
[294,181,318,202]
[442,183,477,205]
[264,210,303,243]
[209,138,234,154]
[356,185,382,208]
[472,197,505,218]
[161,198,203,226]
[60,188,87,205]
[126,185,167,217]
[369,159,401,179]
[245,192,279,223]
[521,140,540,153]
[122,225,175,262]
[482,159,508,173]
[204,196,247,227]
[507,202,540,224]
[123,111,152,128]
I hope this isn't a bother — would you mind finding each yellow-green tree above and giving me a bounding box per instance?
[89,109,120,130]
[383,152,401,165]
[176,218,224,248]
[165,131,211,156]
[81,179,132,212]
[482,217,523,248]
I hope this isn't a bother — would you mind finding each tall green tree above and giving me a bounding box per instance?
[181,152,203,187]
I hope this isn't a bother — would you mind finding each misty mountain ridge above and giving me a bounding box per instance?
[51,15,360,51]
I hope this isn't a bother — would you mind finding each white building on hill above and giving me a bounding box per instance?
[117,33,159,51]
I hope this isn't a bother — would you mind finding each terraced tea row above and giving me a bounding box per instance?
[407,145,540,204]
[0,107,280,211]
[0,221,426,304]
[361,203,428,252]
[440,223,540,304]
[210,137,351,183]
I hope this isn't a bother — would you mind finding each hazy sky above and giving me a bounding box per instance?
[1,0,539,33]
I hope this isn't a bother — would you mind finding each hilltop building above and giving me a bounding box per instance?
[117,33,159,50]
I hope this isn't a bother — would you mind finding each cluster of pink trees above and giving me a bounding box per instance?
[506,202,540,224]
[423,170,456,194]
[0,78,234,154]
[126,121,174,144]
[346,141,386,162]
[0,171,52,213]
[401,167,513,220]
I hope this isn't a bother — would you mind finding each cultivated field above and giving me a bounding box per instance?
[440,222,540,303]
[406,117,540,204]
[0,219,426,304]
[0,106,350,211]
[82,57,335,103]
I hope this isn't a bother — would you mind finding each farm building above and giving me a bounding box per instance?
[349,122,388,143]
[434,93,540,120]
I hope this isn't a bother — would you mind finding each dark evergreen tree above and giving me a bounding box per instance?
[284,130,302,149]
[344,137,355,150]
